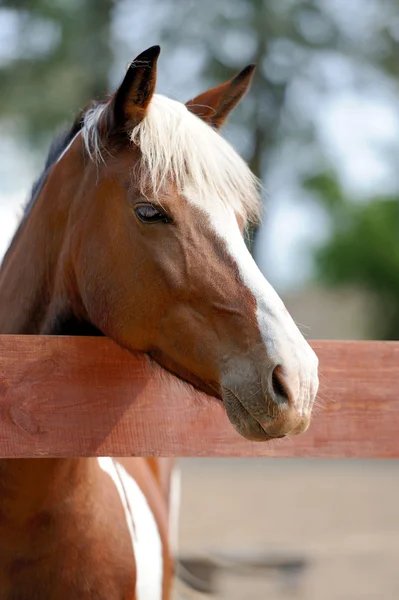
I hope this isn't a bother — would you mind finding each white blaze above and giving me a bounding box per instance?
[192,200,319,415]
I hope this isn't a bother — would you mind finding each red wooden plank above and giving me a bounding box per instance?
[0,335,398,458]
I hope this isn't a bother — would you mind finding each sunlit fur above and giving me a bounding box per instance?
[83,94,261,222]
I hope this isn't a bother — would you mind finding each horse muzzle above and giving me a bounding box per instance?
[221,358,318,441]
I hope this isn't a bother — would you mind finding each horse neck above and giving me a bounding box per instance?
[0,155,96,495]
[0,159,91,335]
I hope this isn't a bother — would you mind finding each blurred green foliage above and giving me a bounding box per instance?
[306,172,399,339]
[0,0,113,143]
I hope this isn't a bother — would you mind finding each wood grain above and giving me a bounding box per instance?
[0,335,398,458]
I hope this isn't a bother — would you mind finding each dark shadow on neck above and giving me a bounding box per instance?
[46,313,103,337]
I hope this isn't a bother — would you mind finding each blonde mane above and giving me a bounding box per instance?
[83,94,261,222]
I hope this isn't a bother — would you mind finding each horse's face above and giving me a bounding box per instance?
[72,46,318,441]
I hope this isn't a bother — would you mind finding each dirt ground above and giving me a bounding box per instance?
[173,459,399,600]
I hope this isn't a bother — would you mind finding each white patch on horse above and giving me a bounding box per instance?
[168,465,181,557]
[98,457,163,600]
[192,201,319,416]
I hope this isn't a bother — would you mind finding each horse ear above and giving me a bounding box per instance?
[112,45,160,127]
[186,64,255,129]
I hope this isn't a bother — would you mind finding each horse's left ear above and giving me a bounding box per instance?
[186,64,255,129]
[111,45,160,127]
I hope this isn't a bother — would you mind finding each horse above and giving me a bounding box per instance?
[0,46,319,599]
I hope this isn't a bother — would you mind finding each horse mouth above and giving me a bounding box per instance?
[222,385,311,441]
[222,387,284,442]
[145,351,305,442]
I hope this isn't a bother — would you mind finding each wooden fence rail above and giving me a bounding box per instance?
[0,335,398,458]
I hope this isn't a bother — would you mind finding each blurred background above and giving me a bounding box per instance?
[3,0,399,339]
[0,1,398,598]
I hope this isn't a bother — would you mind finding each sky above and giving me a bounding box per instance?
[1,2,399,291]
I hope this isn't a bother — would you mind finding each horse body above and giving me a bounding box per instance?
[0,45,319,598]
[0,458,172,599]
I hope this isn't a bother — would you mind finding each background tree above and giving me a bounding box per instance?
[306,171,399,339]
[0,0,114,145]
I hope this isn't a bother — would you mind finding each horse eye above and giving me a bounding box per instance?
[134,204,170,224]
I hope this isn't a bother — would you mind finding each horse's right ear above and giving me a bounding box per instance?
[110,45,160,128]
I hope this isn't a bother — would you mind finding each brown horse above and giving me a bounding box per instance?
[0,46,318,599]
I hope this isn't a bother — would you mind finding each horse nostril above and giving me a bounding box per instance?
[271,366,290,403]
